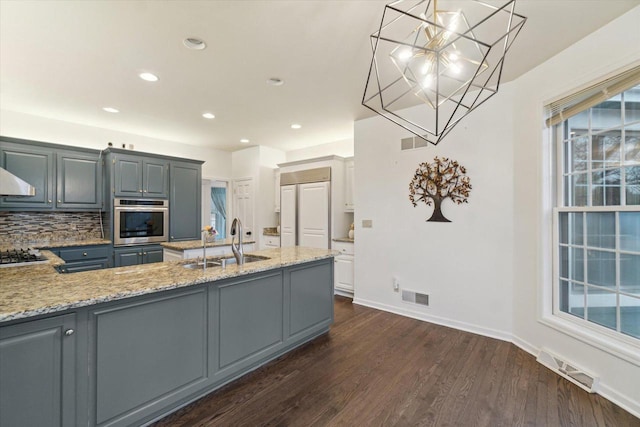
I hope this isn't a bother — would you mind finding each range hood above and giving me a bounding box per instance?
[0,167,36,197]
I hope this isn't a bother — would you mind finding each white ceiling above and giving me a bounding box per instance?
[1,1,638,152]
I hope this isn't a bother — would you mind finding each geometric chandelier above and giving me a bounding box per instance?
[363,0,526,145]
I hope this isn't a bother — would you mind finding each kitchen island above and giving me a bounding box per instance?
[0,247,335,427]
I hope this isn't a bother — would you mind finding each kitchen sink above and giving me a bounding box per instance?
[182,255,270,269]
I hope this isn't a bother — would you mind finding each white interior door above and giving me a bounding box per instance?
[298,181,329,249]
[233,178,254,241]
[280,184,296,247]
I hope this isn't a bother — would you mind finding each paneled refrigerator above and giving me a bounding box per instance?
[280,167,331,249]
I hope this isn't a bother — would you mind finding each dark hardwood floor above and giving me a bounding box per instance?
[153,297,639,427]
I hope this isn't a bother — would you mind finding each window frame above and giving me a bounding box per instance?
[547,85,640,363]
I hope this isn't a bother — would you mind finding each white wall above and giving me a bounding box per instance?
[0,109,232,178]
[354,87,515,341]
[511,6,640,415]
[231,146,286,247]
[285,138,353,162]
[354,6,640,416]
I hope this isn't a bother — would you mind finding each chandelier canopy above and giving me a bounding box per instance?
[363,0,527,145]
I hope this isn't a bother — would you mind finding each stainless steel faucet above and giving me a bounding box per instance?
[230,217,244,265]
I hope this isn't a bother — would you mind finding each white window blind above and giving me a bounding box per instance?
[546,65,640,127]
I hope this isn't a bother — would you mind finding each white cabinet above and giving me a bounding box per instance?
[263,235,280,248]
[274,168,280,212]
[344,158,354,212]
[333,241,354,295]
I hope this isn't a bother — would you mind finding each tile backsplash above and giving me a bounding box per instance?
[0,212,104,245]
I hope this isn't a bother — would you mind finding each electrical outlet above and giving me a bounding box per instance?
[393,277,400,292]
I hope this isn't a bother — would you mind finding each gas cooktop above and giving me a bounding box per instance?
[0,248,49,268]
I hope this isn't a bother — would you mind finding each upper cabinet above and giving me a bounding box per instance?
[56,150,102,209]
[344,158,354,212]
[0,139,101,210]
[274,168,281,212]
[112,153,169,198]
[169,160,203,241]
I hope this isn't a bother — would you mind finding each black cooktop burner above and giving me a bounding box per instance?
[0,248,47,265]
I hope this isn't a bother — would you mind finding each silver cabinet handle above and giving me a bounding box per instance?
[64,329,74,336]
[143,190,148,193]
[58,199,62,203]
[138,252,143,256]
[83,252,88,257]
[143,252,147,255]
[139,189,143,193]
[48,199,52,203]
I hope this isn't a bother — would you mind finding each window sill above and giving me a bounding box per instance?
[539,314,640,367]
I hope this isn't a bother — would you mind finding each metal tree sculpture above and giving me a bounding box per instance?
[409,157,471,222]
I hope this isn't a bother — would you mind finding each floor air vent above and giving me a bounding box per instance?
[402,290,429,306]
[537,349,599,393]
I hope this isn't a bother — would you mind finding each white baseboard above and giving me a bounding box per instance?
[352,297,512,343]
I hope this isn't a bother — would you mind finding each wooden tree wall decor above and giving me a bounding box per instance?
[409,157,472,222]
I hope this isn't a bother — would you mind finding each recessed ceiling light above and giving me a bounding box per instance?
[184,37,206,50]
[103,107,119,113]
[202,112,215,119]
[240,139,250,144]
[267,78,284,86]
[139,72,159,82]
[291,124,302,129]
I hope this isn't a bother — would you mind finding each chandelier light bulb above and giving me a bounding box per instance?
[399,49,413,61]
[422,74,434,88]
[449,63,462,74]
[449,52,459,62]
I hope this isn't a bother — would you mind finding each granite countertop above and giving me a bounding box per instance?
[263,227,280,237]
[0,247,335,323]
[0,239,112,252]
[161,238,256,251]
[333,237,354,243]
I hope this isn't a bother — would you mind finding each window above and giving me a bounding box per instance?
[551,69,640,343]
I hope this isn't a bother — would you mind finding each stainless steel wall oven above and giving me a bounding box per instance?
[113,198,169,246]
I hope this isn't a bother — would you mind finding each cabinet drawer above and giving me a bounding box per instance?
[263,236,280,247]
[332,241,354,255]
[59,246,110,261]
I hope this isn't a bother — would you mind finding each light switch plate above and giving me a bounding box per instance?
[362,219,373,228]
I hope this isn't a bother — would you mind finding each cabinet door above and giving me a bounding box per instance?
[0,143,54,209]
[274,169,280,212]
[345,159,354,212]
[56,151,102,209]
[334,255,354,292]
[0,314,76,427]
[90,288,208,426]
[114,248,142,267]
[143,159,168,198]
[288,260,334,338]
[114,156,143,197]
[169,162,201,241]
[143,246,164,264]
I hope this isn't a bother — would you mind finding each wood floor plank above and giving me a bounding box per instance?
[153,297,640,427]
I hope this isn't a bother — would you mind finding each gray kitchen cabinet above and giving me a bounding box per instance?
[113,244,163,267]
[214,271,284,376]
[112,153,169,198]
[0,313,77,427]
[88,287,208,426]
[288,260,334,339]
[55,244,111,273]
[0,141,54,209]
[169,160,203,241]
[0,138,102,211]
[56,150,102,209]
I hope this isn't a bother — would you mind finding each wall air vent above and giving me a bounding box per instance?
[400,136,430,151]
[537,349,599,393]
[401,290,429,306]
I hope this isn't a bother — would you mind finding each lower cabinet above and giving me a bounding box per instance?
[55,244,111,273]
[333,241,354,294]
[113,244,163,267]
[0,314,77,427]
[0,258,334,427]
